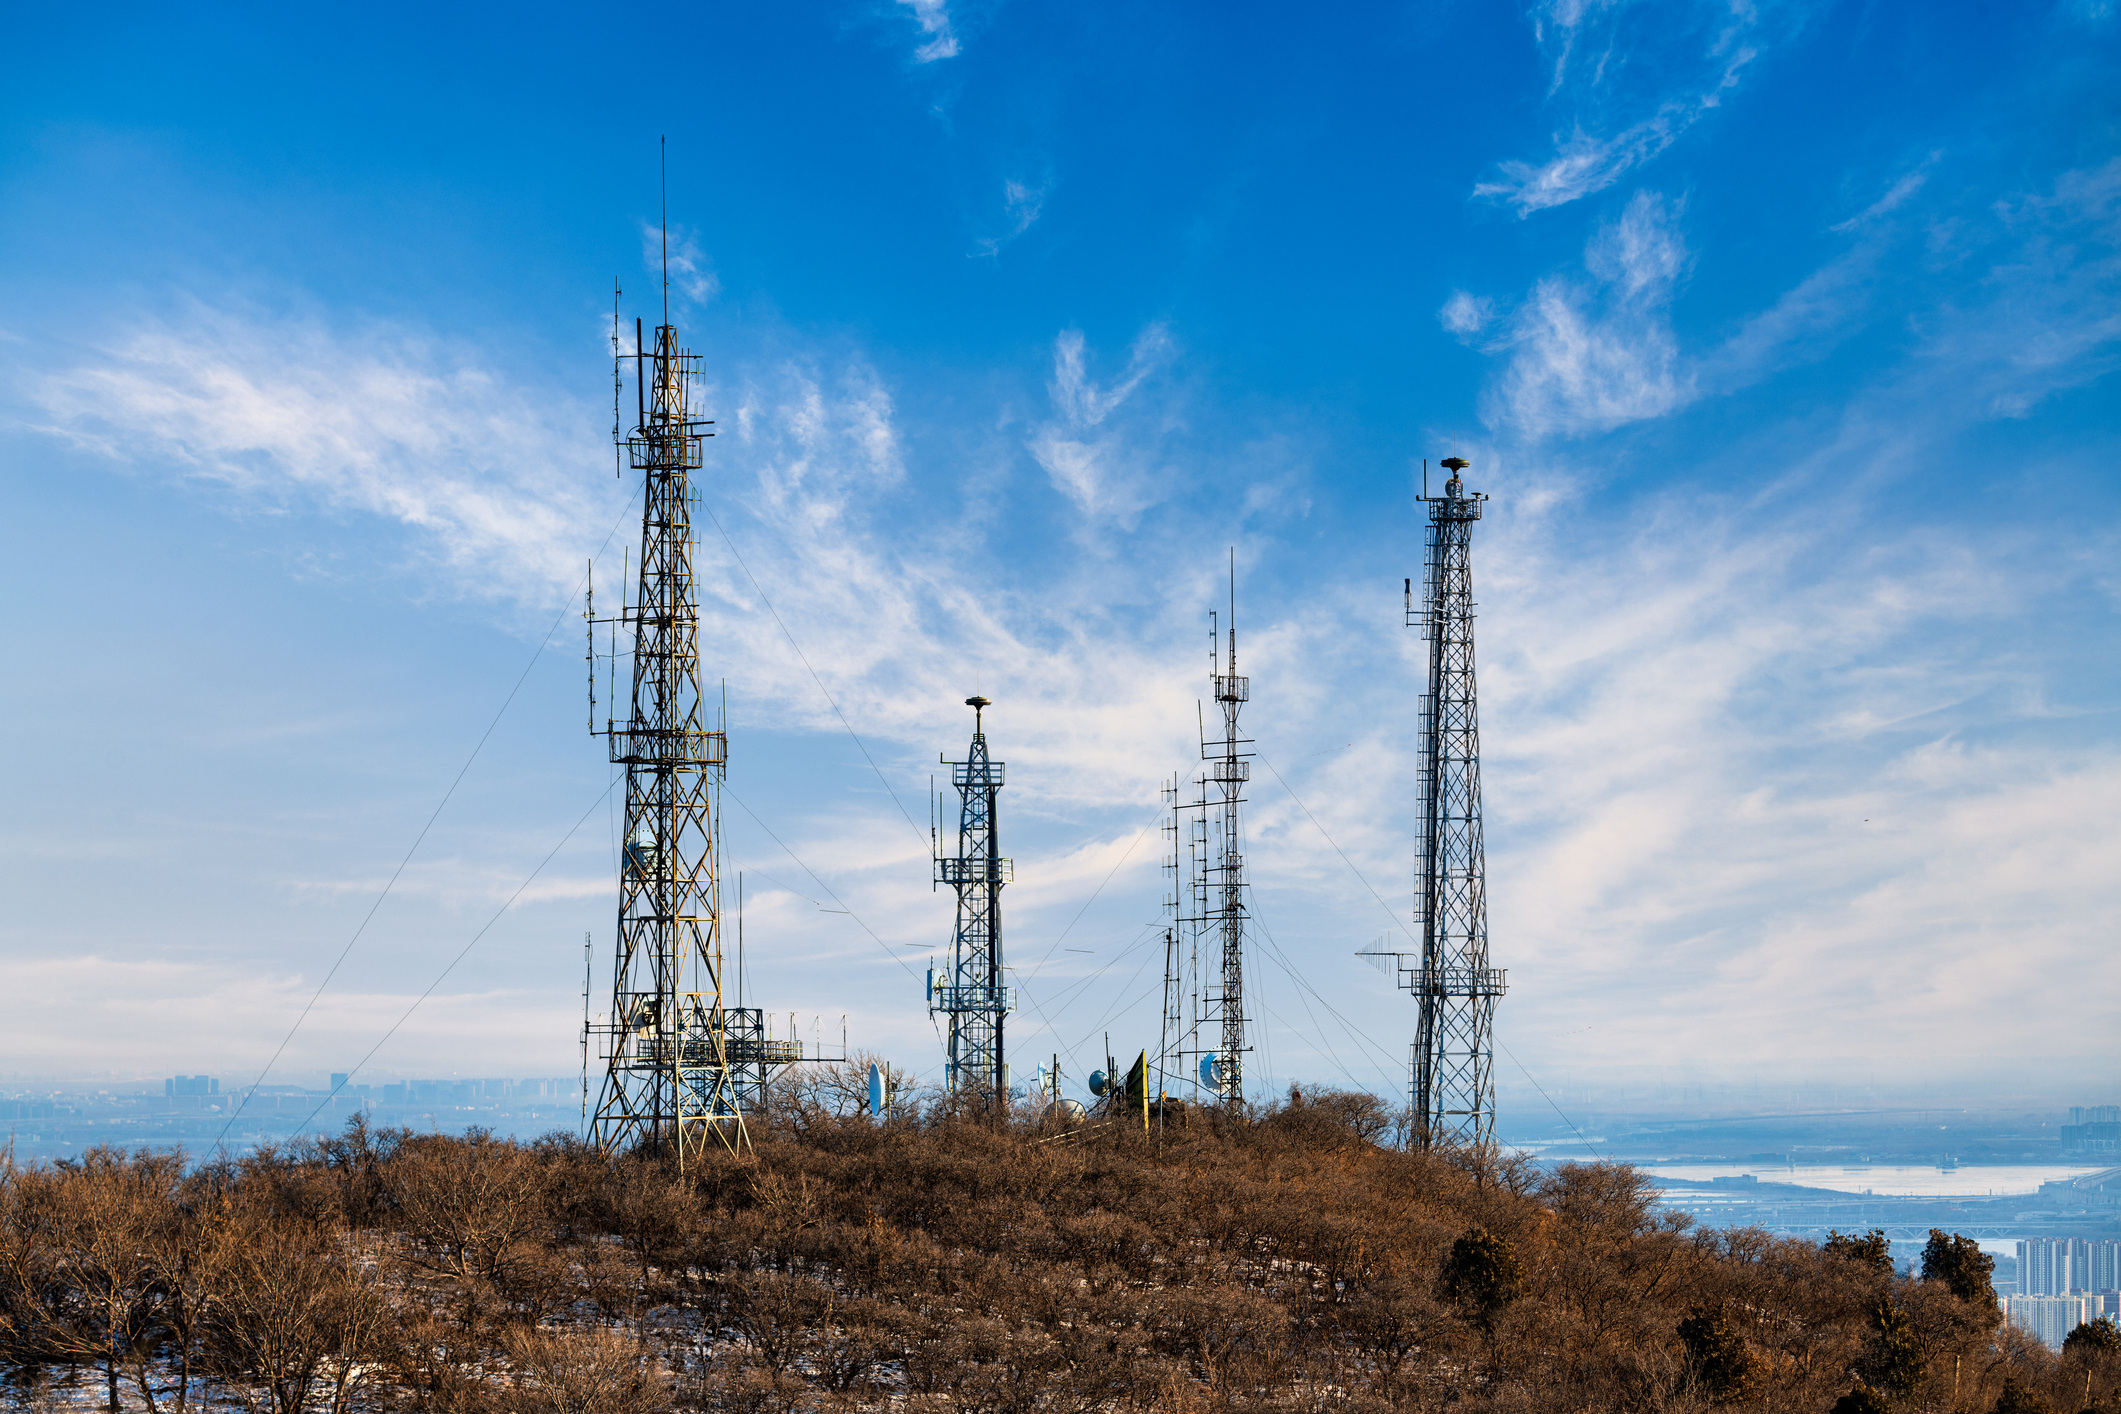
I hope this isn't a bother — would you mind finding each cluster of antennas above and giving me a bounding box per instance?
[584,222,1502,1151]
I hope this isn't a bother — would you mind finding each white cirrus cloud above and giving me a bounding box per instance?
[973,177,1049,258]
[638,220,721,305]
[1482,190,1694,436]
[1468,157,2121,440]
[1478,0,1770,216]
[896,0,959,63]
[1439,290,1495,337]
[23,302,615,608]
[1026,324,1179,528]
[17,300,1226,821]
[1829,152,1941,234]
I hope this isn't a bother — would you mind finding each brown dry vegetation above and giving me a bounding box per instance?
[2,1083,2117,1413]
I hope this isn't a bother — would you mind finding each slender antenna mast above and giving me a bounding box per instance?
[580,931,592,1127]
[1157,771,1183,1113]
[1177,554,1252,1103]
[661,135,669,328]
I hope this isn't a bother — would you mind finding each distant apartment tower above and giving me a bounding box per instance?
[2085,1238,2121,1293]
[2064,1104,2120,1153]
[2006,1293,2102,1350]
[165,1076,218,1097]
[2019,1237,2121,1294]
[2020,1238,2076,1295]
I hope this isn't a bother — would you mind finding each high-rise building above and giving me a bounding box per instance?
[2063,1104,2121,1152]
[2085,1237,2121,1293]
[2006,1293,2100,1350]
[2021,1238,2073,1295]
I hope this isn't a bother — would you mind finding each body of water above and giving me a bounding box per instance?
[1638,1162,2109,1197]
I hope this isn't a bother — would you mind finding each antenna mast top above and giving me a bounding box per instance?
[660,135,669,327]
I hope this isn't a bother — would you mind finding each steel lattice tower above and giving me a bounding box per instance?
[1395,457,1506,1147]
[1174,565,1252,1104]
[585,230,800,1161]
[930,696,1014,1101]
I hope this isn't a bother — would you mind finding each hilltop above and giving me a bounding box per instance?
[1,1087,2114,1412]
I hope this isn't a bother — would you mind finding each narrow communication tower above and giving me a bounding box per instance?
[1154,773,1185,1104]
[585,162,798,1164]
[1177,561,1252,1103]
[929,697,1014,1102]
[1381,457,1506,1148]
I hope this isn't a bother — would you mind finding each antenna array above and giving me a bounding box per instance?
[583,189,804,1164]
[1166,561,1252,1104]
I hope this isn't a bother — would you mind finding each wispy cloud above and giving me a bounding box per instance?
[1439,290,1495,337]
[17,300,1221,818]
[1830,153,1940,233]
[896,0,959,63]
[1479,191,1694,436]
[1026,324,1178,527]
[638,220,721,305]
[1932,156,2121,417]
[973,177,1048,258]
[1478,0,1769,216]
[24,302,615,609]
[1461,156,2121,439]
[1462,470,2121,1089]
[1475,73,1746,216]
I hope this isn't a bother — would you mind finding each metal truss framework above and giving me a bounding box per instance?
[1390,459,1506,1148]
[931,697,1014,1101]
[1168,573,1252,1105]
[586,307,797,1166]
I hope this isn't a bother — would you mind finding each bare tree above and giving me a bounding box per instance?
[204,1210,389,1414]
[501,1325,670,1414]
[0,1148,184,1413]
[385,1130,548,1325]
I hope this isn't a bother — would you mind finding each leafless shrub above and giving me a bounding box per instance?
[500,1324,670,1414]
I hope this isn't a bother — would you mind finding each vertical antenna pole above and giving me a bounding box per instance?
[580,931,591,1129]
[585,560,595,733]
[660,134,670,327]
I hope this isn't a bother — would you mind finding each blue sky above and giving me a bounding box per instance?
[2,1,2116,1119]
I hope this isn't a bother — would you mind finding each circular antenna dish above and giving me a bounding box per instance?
[1087,1068,1109,1096]
[966,695,992,709]
[1439,456,1470,472]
